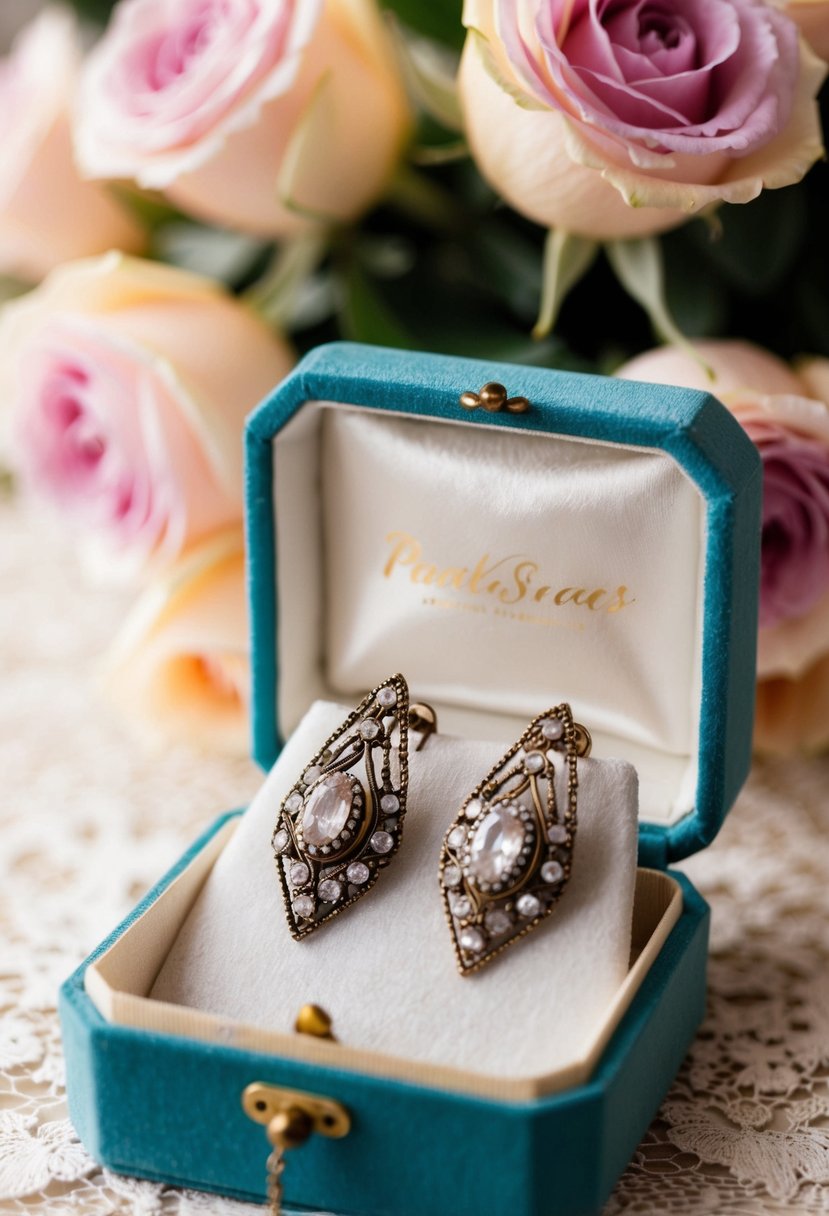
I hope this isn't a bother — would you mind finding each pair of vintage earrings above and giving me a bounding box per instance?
[271,674,591,976]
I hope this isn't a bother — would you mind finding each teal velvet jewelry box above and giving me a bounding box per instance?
[60,341,762,1216]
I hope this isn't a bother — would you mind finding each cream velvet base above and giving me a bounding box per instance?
[152,701,639,1081]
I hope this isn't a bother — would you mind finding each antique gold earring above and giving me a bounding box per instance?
[273,674,436,939]
[439,704,591,976]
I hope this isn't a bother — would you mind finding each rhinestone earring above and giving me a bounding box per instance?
[438,704,591,976]
[272,674,436,939]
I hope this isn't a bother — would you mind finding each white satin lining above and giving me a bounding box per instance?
[273,402,705,826]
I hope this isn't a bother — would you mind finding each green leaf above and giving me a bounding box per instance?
[606,237,712,378]
[533,229,598,339]
[340,262,417,348]
[155,223,271,287]
[686,187,808,295]
[245,233,330,327]
[389,20,464,131]
[380,0,464,49]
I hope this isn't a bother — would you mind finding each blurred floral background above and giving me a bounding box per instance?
[2,0,829,756]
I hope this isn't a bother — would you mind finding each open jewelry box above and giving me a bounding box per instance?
[60,342,762,1216]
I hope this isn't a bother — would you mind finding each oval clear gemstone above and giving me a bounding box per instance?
[318,879,342,903]
[377,687,397,708]
[524,751,545,774]
[548,824,568,844]
[447,825,467,850]
[359,719,381,740]
[541,718,564,742]
[442,864,462,888]
[468,806,526,885]
[272,829,289,853]
[380,793,399,814]
[450,893,472,918]
[302,773,356,848]
[347,862,370,885]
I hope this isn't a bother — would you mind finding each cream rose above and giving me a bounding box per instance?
[103,530,250,754]
[459,0,826,239]
[74,0,411,237]
[0,7,143,282]
[784,0,829,61]
[618,339,829,754]
[0,253,293,578]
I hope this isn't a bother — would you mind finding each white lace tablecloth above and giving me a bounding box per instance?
[2,498,828,1215]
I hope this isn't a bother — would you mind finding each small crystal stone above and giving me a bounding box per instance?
[484,909,511,936]
[359,719,381,740]
[304,765,323,784]
[541,718,564,742]
[318,879,342,903]
[464,798,482,821]
[460,927,486,954]
[450,893,472,918]
[442,864,462,888]
[548,824,568,844]
[371,830,394,854]
[293,894,315,918]
[517,893,541,919]
[541,860,564,884]
[285,792,303,813]
[347,862,370,885]
[377,687,397,708]
[290,862,310,886]
[302,772,355,848]
[447,826,467,850]
[380,793,399,814]
[468,805,526,885]
[524,751,546,774]
[272,829,289,853]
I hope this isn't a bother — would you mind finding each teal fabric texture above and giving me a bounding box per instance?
[246,342,762,866]
[60,813,710,1216]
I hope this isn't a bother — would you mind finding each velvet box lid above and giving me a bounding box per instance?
[245,340,762,869]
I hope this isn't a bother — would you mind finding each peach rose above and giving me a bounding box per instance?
[459,0,826,239]
[103,530,250,753]
[74,0,411,237]
[618,339,829,754]
[0,7,144,282]
[784,0,829,61]
[0,253,293,579]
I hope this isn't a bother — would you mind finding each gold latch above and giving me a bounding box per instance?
[459,382,530,414]
[242,1081,351,1215]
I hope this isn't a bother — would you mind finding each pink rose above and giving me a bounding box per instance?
[74,0,411,237]
[460,0,826,238]
[0,8,143,282]
[617,340,829,754]
[104,529,250,753]
[0,253,293,579]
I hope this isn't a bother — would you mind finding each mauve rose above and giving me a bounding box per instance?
[74,0,411,237]
[618,340,829,754]
[104,529,250,753]
[460,0,826,238]
[0,8,143,282]
[0,253,293,579]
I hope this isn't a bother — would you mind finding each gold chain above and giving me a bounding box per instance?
[266,1145,286,1216]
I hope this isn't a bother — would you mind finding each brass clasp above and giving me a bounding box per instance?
[459,382,530,414]
[242,1081,351,1144]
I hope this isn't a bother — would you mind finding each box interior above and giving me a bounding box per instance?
[84,812,683,1102]
[274,402,706,827]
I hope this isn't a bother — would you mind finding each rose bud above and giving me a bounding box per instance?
[103,530,250,754]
